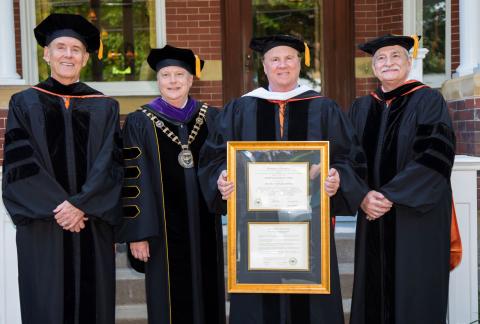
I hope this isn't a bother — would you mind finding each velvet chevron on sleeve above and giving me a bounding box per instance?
[348,81,454,324]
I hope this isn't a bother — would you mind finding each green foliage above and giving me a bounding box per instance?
[252,0,321,90]
[423,0,446,74]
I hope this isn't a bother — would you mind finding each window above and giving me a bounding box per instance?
[22,0,166,95]
[420,0,450,88]
[251,0,322,92]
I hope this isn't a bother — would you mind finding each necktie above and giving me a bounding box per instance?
[278,101,286,138]
[268,100,287,138]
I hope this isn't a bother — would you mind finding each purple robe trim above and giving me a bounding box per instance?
[148,97,197,123]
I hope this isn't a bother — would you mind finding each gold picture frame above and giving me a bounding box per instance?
[227,141,331,294]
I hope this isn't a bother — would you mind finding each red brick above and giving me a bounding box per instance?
[187,14,210,20]
[167,1,187,8]
[199,7,220,14]
[465,99,476,109]
[177,21,199,28]
[166,27,188,34]
[189,1,210,7]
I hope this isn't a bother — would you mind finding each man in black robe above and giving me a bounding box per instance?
[115,45,226,324]
[198,34,366,324]
[2,13,123,324]
[348,35,456,324]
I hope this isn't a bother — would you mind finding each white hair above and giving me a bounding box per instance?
[372,47,412,66]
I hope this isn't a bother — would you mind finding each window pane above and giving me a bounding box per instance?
[422,0,446,87]
[36,0,157,82]
[251,0,322,92]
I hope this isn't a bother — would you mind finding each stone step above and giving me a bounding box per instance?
[335,233,356,264]
[114,230,356,322]
[116,268,146,305]
[116,243,129,268]
[115,304,147,324]
[339,263,354,299]
[343,298,351,323]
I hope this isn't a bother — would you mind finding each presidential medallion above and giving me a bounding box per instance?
[178,149,194,168]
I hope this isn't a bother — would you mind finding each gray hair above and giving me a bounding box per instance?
[372,47,412,64]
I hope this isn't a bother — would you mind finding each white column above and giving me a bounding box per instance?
[455,0,480,76]
[0,0,24,85]
[408,48,429,82]
[448,155,480,324]
[0,173,22,324]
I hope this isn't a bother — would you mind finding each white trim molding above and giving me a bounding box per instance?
[0,0,25,85]
[455,0,480,76]
[449,155,480,323]
[0,172,22,324]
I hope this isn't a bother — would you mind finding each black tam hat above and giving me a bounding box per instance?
[249,34,310,66]
[147,45,204,78]
[359,34,421,58]
[34,13,101,56]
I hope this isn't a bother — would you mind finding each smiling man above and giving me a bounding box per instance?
[115,45,226,324]
[2,13,123,324]
[199,34,366,324]
[348,35,456,324]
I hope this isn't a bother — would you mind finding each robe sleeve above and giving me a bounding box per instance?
[115,112,161,243]
[323,101,369,215]
[67,100,123,225]
[2,95,69,224]
[198,100,238,215]
[379,91,455,212]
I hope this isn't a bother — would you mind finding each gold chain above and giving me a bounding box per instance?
[140,103,208,150]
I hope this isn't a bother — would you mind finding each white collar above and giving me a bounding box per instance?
[243,85,312,101]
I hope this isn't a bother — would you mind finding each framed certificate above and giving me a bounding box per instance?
[227,141,330,294]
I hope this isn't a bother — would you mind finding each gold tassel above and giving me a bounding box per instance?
[97,39,104,60]
[410,34,419,59]
[195,54,201,78]
[304,42,310,67]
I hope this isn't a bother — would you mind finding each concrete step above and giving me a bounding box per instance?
[336,233,355,317]
[115,245,147,323]
[116,243,129,268]
[115,304,147,324]
[113,230,356,322]
[339,263,354,299]
[335,233,356,264]
[116,268,146,305]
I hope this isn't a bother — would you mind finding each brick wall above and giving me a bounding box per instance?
[14,0,22,78]
[0,109,8,163]
[448,96,480,207]
[354,0,403,98]
[451,0,460,72]
[448,98,480,155]
[165,0,223,107]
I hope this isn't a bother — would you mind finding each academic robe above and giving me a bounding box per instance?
[2,77,123,324]
[198,86,366,324]
[115,101,226,324]
[348,81,455,324]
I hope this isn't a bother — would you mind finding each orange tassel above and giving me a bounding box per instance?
[304,42,310,67]
[410,35,419,59]
[97,39,104,60]
[450,198,462,271]
[195,54,201,78]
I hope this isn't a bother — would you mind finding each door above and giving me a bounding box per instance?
[222,0,355,110]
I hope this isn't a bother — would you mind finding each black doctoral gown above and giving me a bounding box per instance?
[115,101,226,324]
[2,77,123,324]
[198,87,366,324]
[348,81,455,324]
